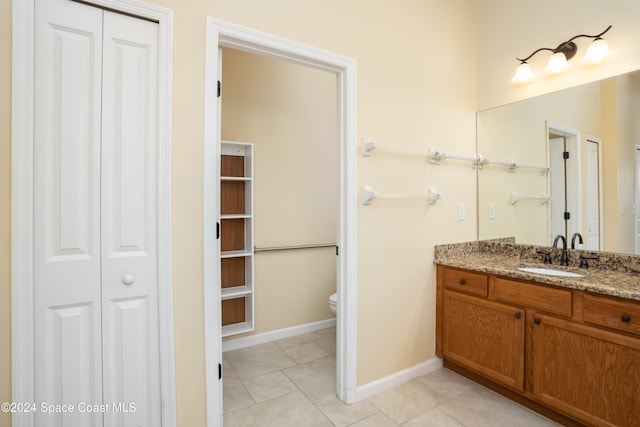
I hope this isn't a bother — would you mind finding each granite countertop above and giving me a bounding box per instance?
[434,240,640,301]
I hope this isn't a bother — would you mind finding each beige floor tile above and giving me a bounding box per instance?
[349,411,400,426]
[223,412,240,427]
[233,391,333,427]
[314,326,336,339]
[282,341,329,364]
[438,387,561,427]
[224,342,296,380]
[314,336,336,357]
[274,331,323,349]
[416,368,476,399]
[283,356,336,400]
[223,355,238,380]
[222,328,560,427]
[223,377,254,414]
[368,379,447,424]
[242,371,298,404]
[314,393,379,427]
[403,408,465,426]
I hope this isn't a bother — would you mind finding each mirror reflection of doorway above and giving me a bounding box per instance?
[547,122,582,245]
[636,145,640,254]
[585,137,602,251]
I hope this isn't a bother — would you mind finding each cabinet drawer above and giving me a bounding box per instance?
[583,294,640,336]
[494,278,572,317]
[443,268,488,297]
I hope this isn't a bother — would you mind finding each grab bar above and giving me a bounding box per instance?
[254,243,336,253]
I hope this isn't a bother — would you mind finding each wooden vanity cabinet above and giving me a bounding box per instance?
[436,265,640,427]
[442,291,525,391]
[532,313,640,427]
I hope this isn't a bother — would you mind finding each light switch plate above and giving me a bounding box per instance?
[489,203,495,219]
[458,204,465,221]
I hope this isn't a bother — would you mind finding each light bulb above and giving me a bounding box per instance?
[511,62,534,83]
[584,38,610,63]
[546,52,567,73]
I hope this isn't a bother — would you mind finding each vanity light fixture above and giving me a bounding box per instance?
[511,25,612,83]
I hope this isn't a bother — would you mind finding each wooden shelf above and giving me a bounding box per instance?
[222,321,253,337]
[221,176,252,181]
[220,250,253,258]
[221,286,253,299]
[221,214,251,219]
[219,141,254,336]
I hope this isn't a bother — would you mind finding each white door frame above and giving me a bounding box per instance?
[586,135,604,251]
[546,121,583,244]
[636,144,640,254]
[203,18,358,425]
[11,1,176,426]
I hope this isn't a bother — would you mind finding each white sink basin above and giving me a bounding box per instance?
[517,267,585,278]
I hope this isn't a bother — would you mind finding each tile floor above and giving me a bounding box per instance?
[222,327,560,426]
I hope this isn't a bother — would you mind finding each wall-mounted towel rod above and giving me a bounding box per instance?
[362,185,442,205]
[254,243,336,252]
[361,139,485,170]
[428,147,486,168]
[511,191,551,205]
[361,137,428,158]
[484,160,549,175]
[514,164,550,175]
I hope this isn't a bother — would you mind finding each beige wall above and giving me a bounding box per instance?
[474,0,640,110]
[1,1,477,426]
[601,74,640,253]
[220,48,338,336]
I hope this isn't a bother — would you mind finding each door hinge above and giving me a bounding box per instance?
[563,151,570,160]
[564,212,571,220]
[218,362,222,380]
[217,80,221,98]
[216,222,220,240]
[335,245,339,256]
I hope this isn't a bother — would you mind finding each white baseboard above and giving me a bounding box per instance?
[355,357,443,402]
[222,318,337,352]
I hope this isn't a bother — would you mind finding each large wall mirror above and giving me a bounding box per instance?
[477,69,640,255]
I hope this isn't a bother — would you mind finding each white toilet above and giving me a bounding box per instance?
[329,292,337,315]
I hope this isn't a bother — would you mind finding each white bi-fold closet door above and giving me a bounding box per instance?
[34,0,161,425]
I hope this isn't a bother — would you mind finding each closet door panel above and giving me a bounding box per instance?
[34,0,103,425]
[101,11,161,427]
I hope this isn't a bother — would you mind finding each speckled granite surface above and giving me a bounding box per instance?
[434,240,640,301]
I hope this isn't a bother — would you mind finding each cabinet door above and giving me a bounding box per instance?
[101,10,162,427]
[443,291,525,391]
[533,314,640,426]
[34,1,104,425]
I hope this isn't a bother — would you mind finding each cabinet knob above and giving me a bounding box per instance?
[534,318,541,325]
[621,314,631,323]
[122,274,135,285]
[458,279,466,285]
[514,312,521,320]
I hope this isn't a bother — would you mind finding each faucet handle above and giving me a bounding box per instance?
[579,254,599,269]
[536,250,552,264]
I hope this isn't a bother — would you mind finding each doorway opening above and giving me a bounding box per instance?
[203,18,358,426]
[219,45,338,409]
[636,145,640,254]
[547,121,583,245]
[585,136,603,251]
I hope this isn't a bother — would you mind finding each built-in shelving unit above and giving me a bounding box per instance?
[220,141,254,337]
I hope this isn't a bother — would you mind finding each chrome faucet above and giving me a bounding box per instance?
[553,234,569,266]
[571,232,584,249]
